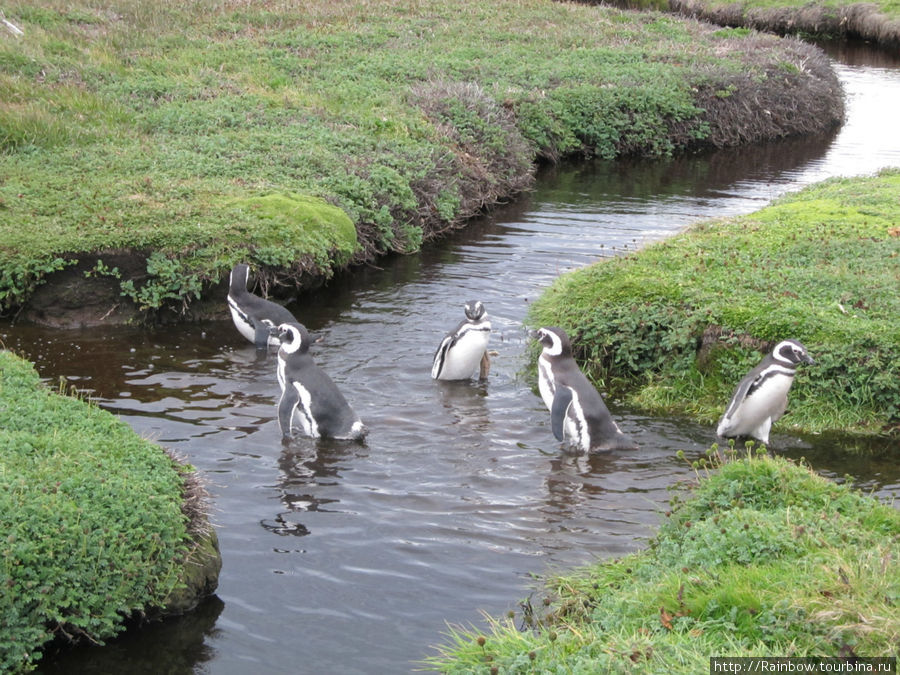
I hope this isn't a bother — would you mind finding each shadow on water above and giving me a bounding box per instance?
[3,45,896,675]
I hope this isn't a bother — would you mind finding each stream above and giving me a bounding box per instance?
[4,41,898,675]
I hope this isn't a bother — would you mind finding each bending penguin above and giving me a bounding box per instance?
[535,327,637,453]
[717,338,815,445]
[271,321,367,443]
[227,263,298,348]
[431,300,492,381]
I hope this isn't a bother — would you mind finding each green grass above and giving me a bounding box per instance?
[0,0,842,315]
[0,350,205,672]
[528,169,900,436]
[667,0,900,44]
[692,0,899,15]
[429,448,900,673]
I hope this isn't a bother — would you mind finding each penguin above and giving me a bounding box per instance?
[271,321,367,443]
[534,326,638,453]
[227,263,298,348]
[716,338,815,444]
[431,300,492,381]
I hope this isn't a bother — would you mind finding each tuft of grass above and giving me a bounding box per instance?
[528,169,900,436]
[0,350,213,672]
[429,448,900,673]
[0,0,843,316]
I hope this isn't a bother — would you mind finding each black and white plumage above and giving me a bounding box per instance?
[535,326,637,453]
[271,322,367,443]
[431,300,492,381]
[227,263,298,348]
[716,339,815,444]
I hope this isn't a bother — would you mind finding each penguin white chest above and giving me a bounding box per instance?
[537,355,556,410]
[722,373,794,437]
[562,390,591,453]
[290,381,318,437]
[437,327,490,380]
[228,299,257,343]
[228,297,278,346]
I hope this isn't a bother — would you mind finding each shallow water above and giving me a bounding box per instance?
[4,42,898,675]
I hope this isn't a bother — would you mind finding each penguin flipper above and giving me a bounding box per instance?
[431,334,455,379]
[550,387,574,442]
[722,372,760,421]
[253,320,275,348]
[277,386,300,440]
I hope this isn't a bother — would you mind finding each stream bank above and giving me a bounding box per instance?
[0,351,221,673]
[0,0,844,326]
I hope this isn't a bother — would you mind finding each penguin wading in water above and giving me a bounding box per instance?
[535,327,637,453]
[717,338,815,445]
[271,321,367,443]
[227,263,298,348]
[431,300,492,381]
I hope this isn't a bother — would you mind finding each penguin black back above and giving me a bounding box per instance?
[227,263,298,348]
[535,326,637,453]
[273,322,366,442]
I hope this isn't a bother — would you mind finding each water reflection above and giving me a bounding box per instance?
[36,596,224,675]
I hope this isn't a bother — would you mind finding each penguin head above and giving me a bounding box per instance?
[772,339,815,366]
[229,263,250,293]
[464,300,486,322]
[271,321,311,355]
[534,326,572,358]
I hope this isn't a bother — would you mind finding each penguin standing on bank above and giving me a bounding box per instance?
[270,321,367,443]
[534,326,638,453]
[716,338,815,445]
[431,300,492,381]
[227,263,299,348]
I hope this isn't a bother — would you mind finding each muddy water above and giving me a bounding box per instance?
[5,43,898,674]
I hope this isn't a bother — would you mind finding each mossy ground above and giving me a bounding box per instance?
[528,169,900,437]
[0,0,842,318]
[430,449,900,673]
[0,350,215,672]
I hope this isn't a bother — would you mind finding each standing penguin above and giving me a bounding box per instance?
[431,300,492,381]
[271,321,367,443]
[535,326,637,453]
[227,263,298,348]
[716,339,815,444]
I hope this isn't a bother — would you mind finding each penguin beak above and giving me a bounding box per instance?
[268,325,287,342]
[803,354,816,365]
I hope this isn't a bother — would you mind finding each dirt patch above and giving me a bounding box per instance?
[21,251,146,328]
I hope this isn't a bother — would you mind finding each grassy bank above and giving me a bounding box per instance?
[668,0,900,48]
[0,0,843,319]
[0,350,219,672]
[430,449,900,672]
[528,169,900,437]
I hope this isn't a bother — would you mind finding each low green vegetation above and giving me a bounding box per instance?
[666,0,900,45]
[0,0,843,316]
[0,350,210,673]
[431,448,900,672]
[529,169,900,437]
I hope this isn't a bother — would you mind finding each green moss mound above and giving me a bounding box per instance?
[431,451,900,672]
[0,351,204,672]
[226,192,360,269]
[528,170,900,436]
